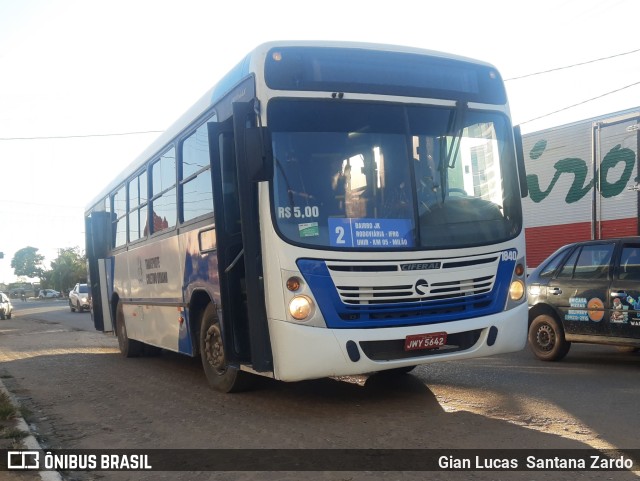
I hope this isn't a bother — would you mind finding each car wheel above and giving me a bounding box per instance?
[0,312,5,320]
[528,314,571,361]
[200,303,252,393]
[69,300,76,312]
[115,300,143,358]
[6,311,11,319]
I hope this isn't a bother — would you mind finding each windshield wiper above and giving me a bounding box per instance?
[445,101,467,169]
[275,157,296,208]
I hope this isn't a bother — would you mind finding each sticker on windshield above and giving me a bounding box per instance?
[328,218,413,248]
[298,222,319,238]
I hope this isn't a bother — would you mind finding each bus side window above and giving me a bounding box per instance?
[181,119,214,223]
[150,147,177,234]
[112,186,127,247]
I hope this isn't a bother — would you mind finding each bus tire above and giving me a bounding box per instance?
[200,303,252,393]
[528,314,570,362]
[116,300,143,358]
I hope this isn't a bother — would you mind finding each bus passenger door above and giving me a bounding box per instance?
[208,106,273,373]
[208,118,251,365]
[85,211,113,332]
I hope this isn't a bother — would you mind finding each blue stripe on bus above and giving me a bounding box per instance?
[297,254,515,329]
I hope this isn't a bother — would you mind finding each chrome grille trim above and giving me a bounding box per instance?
[327,255,499,306]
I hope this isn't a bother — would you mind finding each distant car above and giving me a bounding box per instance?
[0,292,13,319]
[527,237,640,361]
[69,283,90,312]
[38,289,61,299]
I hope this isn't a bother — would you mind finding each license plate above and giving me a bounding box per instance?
[404,332,447,351]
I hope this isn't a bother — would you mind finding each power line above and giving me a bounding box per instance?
[0,130,163,141]
[519,79,640,125]
[505,47,640,81]
[1,48,638,139]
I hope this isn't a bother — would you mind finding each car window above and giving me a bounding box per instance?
[556,248,580,279]
[619,244,640,280]
[558,244,614,280]
[539,248,570,279]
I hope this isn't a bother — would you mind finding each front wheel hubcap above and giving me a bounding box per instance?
[536,324,555,351]
[204,324,226,374]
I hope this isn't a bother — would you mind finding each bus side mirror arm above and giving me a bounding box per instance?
[245,127,273,182]
[513,125,528,198]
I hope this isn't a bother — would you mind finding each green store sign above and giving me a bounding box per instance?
[527,140,637,204]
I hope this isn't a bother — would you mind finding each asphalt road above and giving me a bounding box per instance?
[1,300,639,480]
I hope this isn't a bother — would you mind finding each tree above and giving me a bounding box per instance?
[11,247,45,279]
[43,247,87,293]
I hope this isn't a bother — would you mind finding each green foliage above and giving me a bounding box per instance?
[10,247,44,279]
[42,247,87,293]
[0,392,16,421]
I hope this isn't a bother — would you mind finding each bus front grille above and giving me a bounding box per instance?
[297,254,507,328]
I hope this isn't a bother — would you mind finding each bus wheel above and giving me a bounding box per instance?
[528,314,570,361]
[200,304,252,393]
[116,300,143,358]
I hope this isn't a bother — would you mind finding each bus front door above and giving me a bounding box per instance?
[208,106,273,373]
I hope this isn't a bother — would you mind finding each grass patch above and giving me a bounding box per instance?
[0,391,17,420]
[1,427,28,440]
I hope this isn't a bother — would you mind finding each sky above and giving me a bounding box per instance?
[0,0,638,284]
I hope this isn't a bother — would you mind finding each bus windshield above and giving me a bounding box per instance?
[270,99,522,250]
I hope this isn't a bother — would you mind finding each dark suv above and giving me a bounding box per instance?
[528,237,640,361]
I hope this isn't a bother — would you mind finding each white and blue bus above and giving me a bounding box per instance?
[85,41,529,392]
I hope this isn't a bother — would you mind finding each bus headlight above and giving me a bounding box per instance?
[509,280,525,301]
[289,295,314,320]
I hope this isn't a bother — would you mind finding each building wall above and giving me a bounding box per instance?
[522,109,640,268]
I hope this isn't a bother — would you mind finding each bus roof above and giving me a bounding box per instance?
[85,40,499,213]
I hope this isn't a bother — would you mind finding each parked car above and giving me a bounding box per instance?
[69,283,90,312]
[38,289,61,299]
[0,292,13,319]
[527,237,640,361]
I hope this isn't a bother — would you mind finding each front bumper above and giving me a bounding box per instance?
[268,302,528,382]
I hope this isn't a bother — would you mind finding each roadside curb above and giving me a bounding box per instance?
[0,378,63,481]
